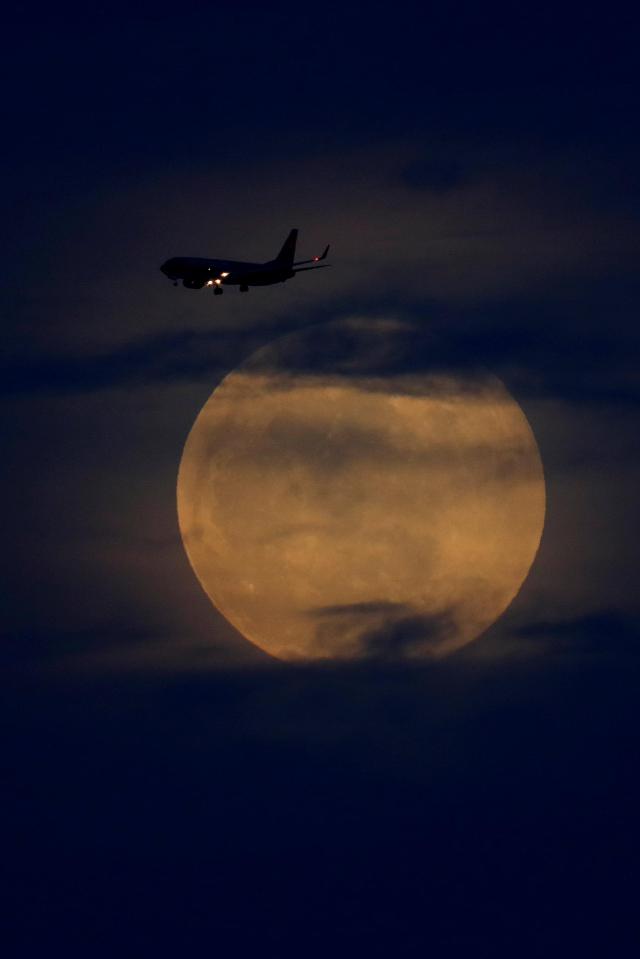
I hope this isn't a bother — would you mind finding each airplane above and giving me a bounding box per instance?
[159,229,330,295]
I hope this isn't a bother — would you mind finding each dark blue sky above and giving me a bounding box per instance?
[3,3,640,954]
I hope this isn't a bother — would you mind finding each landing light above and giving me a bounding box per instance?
[221,271,229,277]
[214,278,222,285]
[206,280,214,286]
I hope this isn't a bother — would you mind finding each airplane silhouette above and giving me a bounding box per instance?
[160,229,330,295]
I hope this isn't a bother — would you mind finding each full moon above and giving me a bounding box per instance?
[177,320,545,661]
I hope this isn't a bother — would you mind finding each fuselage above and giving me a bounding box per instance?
[160,256,295,288]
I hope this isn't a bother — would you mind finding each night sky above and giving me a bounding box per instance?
[3,4,640,955]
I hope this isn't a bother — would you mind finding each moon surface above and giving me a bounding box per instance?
[177,320,545,661]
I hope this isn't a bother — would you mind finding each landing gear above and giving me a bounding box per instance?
[214,286,223,295]
[173,281,178,287]
[239,284,249,293]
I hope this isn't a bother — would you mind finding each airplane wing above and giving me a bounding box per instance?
[292,264,331,273]
[293,244,330,267]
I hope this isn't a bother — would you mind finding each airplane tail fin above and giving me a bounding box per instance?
[275,229,298,267]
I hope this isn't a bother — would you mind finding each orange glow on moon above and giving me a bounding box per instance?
[177,322,545,661]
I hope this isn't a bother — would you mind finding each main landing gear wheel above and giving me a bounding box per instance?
[240,284,249,293]
[214,286,223,295]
